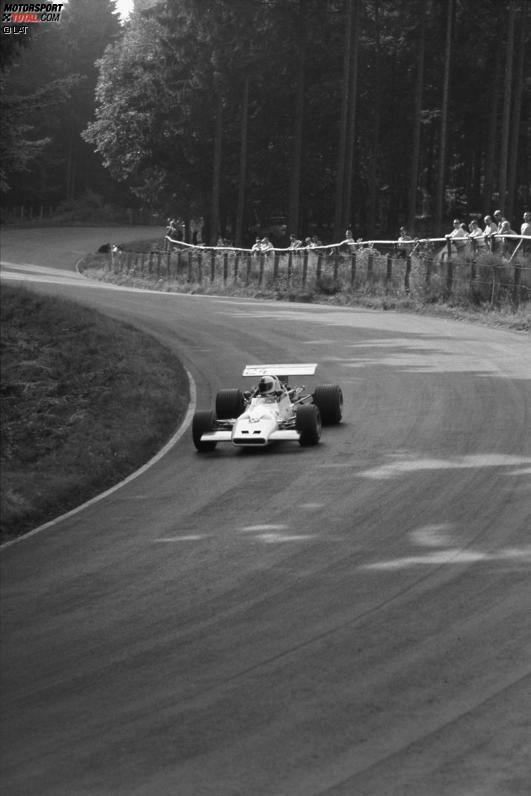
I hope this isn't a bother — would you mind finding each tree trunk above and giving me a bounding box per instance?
[235,74,250,247]
[343,0,360,230]
[367,0,381,235]
[288,0,307,239]
[407,0,426,232]
[507,2,527,221]
[333,0,353,241]
[499,0,517,214]
[483,42,502,214]
[434,0,453,231]
[210,87,223,245]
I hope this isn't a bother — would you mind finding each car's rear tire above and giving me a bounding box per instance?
[312,384,343,425]
[296,404,322,446]
[215,389,245,420]
[192,410,217,451]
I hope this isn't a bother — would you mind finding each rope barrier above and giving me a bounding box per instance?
[165,233,530,253]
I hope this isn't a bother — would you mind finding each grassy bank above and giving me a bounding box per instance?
[81,245,530,334]
[0,285,189,542]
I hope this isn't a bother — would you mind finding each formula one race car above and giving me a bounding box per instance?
[192,363,342,451]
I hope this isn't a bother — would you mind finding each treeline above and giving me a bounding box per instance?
[2,1,529,246]
[0,0,126,213]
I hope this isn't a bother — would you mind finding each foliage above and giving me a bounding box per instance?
[2,0,529,239]
[1,0,121,202]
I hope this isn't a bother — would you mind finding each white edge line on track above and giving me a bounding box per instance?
[0,368,197,551]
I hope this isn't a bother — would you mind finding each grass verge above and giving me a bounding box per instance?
[1,284,189,543]
[81,248,530,334]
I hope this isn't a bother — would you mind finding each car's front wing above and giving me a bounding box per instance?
[200,429,300,447]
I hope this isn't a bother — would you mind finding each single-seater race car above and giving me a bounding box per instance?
[192,363,342,451]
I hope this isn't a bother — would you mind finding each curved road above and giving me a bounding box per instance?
[1,228,530,795]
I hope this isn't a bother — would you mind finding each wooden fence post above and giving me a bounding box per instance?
[246,253,252,286]
[210,250,216,283]
[187,250,193,282]
[367,252,374,285]
[288,251,293,287]
[223,251,229,285]
[446,257,453,296]
[405,255,412,294]
[385,254,392,292]
[258,253,265,286]
[512,260,521,307]
[197,250,203,284]
[350,252,356,287]
[316,252,322,281]
[302,250,308,287]
[234,251,240,284]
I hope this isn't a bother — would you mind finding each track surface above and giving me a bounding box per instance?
[1,228,530,795]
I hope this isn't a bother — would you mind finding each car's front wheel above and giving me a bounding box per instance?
[215,389,245,419]
[312,384,343,424]
[296,404,322,446]
[192,411,217,452]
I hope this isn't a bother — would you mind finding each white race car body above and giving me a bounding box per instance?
[204,393,299,447]
[193,363,342,451]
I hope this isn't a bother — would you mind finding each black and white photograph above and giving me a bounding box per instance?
[1,1,530,793]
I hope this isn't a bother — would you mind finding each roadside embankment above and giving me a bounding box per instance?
[0,284,189,542]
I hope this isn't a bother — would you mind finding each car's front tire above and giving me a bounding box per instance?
[192,410,217,451]
[296,404,322,446]
[312,384,343,424]
[215,389,245,419]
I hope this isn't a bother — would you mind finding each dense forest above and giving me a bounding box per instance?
[1,0,529,245]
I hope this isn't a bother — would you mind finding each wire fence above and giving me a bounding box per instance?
[94,234,531,307]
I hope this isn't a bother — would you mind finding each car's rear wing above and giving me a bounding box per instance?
[242,363,317,377]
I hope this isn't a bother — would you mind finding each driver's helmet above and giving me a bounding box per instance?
[258,375,280,395]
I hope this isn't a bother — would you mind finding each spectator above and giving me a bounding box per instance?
[493,209,509,231]
[445,218,467,255]
[397,226,413,258]
[519,211,531,255]
[483,215,498,251]
[468,219,486,252]
[261,236,274,253]
[345,226,354,241]
[483,215,498,236]
[251,237,262,256]
[289,234,302,249]
[311,235,322,247]
[498,219,518,257]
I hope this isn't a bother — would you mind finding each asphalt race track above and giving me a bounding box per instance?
[1,228,530,795]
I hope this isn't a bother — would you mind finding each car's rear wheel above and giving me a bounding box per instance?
[192,410,217,451]
[296,404,322,446]
[215,389,245,419]
[312,384,343,425]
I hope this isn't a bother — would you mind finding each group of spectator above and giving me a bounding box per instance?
[443,209,530,256]
[251,236,274,253]
[169,211,530,257]
[288,234,324,249]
